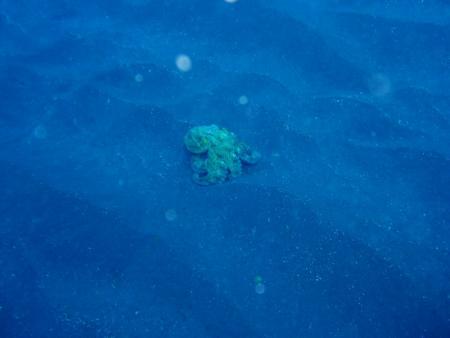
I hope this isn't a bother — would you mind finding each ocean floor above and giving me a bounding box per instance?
[1,1,450,337]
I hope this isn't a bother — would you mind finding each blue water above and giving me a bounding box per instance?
[1,1,450,337]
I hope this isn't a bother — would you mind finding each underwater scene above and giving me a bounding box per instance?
[1,0,450,337]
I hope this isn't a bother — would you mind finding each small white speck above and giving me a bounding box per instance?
[238,95,249,105]
[175,54,192,72]
[33,125,47,139]
[255,283,265,295]
[165,209,177,222]
[134,73,144,82]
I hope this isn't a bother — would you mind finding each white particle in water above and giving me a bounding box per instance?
[33,125,47,139]
[368,73,391,97]
[238,95,249,105]
[255,283,265,295]
[165,209,178,222]
[134,73,144,82]
[175,54,192,72]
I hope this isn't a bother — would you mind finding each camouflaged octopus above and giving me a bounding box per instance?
[184,125,261,185]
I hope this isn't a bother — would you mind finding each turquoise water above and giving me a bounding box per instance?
[1,1,450,337]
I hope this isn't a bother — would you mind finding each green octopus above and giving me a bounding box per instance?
[184,125,261,185]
